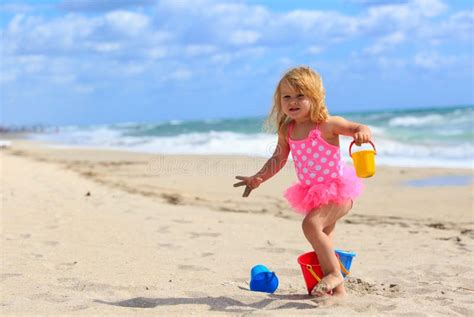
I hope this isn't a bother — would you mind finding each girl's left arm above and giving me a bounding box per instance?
[329,116,372,146]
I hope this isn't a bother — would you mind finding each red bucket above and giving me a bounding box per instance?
[297,251,324,294]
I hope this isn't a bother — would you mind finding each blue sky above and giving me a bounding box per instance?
[1,0,473,125]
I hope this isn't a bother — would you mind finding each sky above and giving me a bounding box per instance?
[1,0,473,126]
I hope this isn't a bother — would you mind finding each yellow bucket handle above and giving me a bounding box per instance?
[306,264,321,282]
[349,140,377,157]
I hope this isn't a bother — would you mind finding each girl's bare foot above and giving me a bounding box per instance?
[311,273,344,297]
[332,285,347,297]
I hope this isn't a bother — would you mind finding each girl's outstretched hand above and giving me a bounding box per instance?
[233,175,263,197]
[353,130,372,146]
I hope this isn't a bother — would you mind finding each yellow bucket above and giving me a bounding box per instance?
[349,141,377,178]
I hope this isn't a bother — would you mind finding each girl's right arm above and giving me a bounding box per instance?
[234,133,290,197]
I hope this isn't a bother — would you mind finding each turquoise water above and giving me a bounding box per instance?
[113,105,473,145]
[32,105,474,168]
[404,175,473,187]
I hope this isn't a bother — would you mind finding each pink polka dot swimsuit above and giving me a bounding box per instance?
[284,121,363,214]
[290,126,343,186]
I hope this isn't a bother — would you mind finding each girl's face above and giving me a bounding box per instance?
[280,81,311,122]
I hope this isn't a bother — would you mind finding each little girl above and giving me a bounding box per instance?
[234,66,372,297]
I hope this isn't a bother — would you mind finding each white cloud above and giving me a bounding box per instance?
[185,45,217,57]
[411,0,447,17]
[208,3,269,28]
[147,47,167,59]
[229,30,261,45]
[210,53,233,64]
[209,47,265,65]
[3,14,100,55]
[5,14,40,36]
[360,0,446,33]
[376,56,407,69]
[1,0,460,63]
[1,55,46,83]
[0,0,469,88]
[104,10,150,35]
[168,68,192,80]
[283,10,358,38]
[0,69,19,84]
[93,42,121,53]
[413,51,456,70]
[419,10,474,42]
[52,74,76,84]
[306,46,324,55]
[279,57,294,66]
[364,31,405,55]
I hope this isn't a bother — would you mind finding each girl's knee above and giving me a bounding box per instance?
[339,200,352,218]
[302,215,323,236]
[323,223,336,236]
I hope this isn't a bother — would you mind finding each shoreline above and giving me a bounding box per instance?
[5,131,473,170]
[3,138,473,223]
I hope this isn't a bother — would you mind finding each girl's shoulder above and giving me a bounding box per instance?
[319,116,343,137]
[281,120,294,136]
[322,116,348,130]
[325,115,347,124]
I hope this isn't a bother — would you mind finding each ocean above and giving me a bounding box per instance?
[31,105,473,168]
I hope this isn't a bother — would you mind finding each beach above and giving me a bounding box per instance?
[1,138,473,316]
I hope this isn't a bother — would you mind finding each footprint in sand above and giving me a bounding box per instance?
[450,305,473,316]
[158,243,180,249]
[346,277,402,298]
[30,292,69,303]
[424,295,454,306]
[157,226,170,233]
[460,229,474,238]
[178,264,209,272]
[57,277,79,283]
[273,268,301,277]
[254,246,287,254]
[69,304,89,311]
[43,241,59,246]
[0,273,22,282]
[427,222,447,230]
[162,193,183,205]
[173,219,193,224]
[56,261,78,270]
[59,279,117,293]
[189,232,221,239]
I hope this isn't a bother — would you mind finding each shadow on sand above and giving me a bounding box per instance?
[95,293,316,313]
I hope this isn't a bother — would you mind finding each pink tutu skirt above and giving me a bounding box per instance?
[284,164,364,215]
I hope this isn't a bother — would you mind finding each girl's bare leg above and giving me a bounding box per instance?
[323,223,346,296]
[302,201,352,297]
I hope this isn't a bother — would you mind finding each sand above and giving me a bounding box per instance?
[1,139,473,316]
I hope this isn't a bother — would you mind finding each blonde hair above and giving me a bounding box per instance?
[263,66,329,138]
